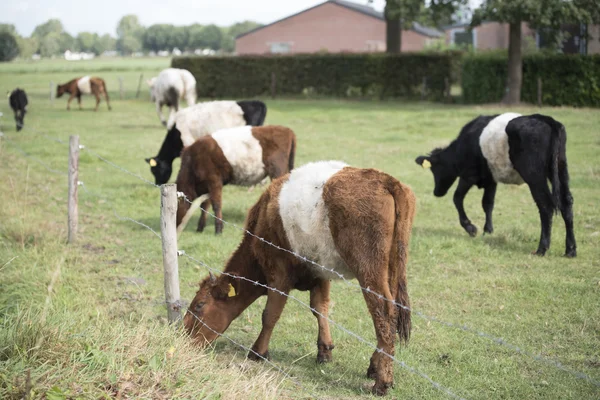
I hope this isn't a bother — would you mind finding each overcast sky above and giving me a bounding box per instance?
[2,0,387,37]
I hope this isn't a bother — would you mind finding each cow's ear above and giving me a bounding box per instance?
[415,156,431,169]
[211,276,239,300]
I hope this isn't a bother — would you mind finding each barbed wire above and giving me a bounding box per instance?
[176,193,600,388]
[13,127,600,389]
[185,309,317,398]
[180,252,466,399]
[2,138,68,176]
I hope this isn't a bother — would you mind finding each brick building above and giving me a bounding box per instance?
[445,21,600,54]
[235,0,443,55]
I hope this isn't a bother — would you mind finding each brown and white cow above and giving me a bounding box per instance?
[56,76,111,111]
[176,125,296,235]
[183,161,416,396]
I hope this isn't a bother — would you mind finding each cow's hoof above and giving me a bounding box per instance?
[564,248,577,258]
[465,224,477,237]
[317,342,334,363]
[483,224,493,235]
[247,350,269,362]
[366,362,377,380]
[372,381,392,396]
[532,250,546,257]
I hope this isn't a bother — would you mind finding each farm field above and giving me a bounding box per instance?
[1,58,599,399]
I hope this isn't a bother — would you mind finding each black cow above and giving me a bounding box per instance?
[416,113,576,257]
[8,88,28,131]
[146,100,267,185]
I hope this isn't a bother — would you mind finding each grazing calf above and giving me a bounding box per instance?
[146,100,267,185]
[148,68,197,127]
[176,125,295,235]
[56,76,111,111]
[8,88,28,131]
[183,161,416,396]
[416,113,576,257]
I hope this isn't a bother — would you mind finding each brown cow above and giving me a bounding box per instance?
[176,125,296,235]
[56,76,111,111]
[183,161,416,396]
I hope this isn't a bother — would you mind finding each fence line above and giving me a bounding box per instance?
[180,253,466,400]
[10,126,600,390]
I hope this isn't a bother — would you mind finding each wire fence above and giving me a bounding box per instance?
[2,125,599,398]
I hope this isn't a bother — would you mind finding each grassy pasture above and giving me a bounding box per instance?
[0,58,599,399]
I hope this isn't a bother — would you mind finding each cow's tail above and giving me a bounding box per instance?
[386,178,416,344]
[550,120,567,213]
[288,132,296,172]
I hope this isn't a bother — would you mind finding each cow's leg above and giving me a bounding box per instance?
[453,178,477,237]
[76,94,82,110]
[104,88,111,110]
[358,274,396,396]
[196,199,211,232]
[156,102,166,126]
[94,93,100,112]
[207,182,224,235]
[248,284,290,361]
[558,167,576,257]
[310,279,334,363]
[482,182,497,234]
[526,180,554,256]
[67,94,76,110]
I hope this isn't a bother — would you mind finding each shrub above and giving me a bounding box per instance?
[172,52,461,100]
[462,53,600,107]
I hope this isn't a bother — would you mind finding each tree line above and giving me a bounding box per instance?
[0,15,262,60]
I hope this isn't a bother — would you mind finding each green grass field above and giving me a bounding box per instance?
[1,58,599,399]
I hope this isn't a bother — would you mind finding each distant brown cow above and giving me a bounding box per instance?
[183,160,416,396]
[56,76,111,111]
[176,125,296,235]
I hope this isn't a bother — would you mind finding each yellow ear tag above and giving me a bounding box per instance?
[149,158,157,167]
[422,159,431,169]
[228,283,236,297]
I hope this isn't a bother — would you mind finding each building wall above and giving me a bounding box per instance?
[588,24,600,54]
[235,2,432,54]
[446,22,535,51]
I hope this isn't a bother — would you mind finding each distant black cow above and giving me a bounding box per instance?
[416,113,576,257]
[146,100,267,185]
[8,88,28,131]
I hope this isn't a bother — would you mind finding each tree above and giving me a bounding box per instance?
[186,24,204,49]
[32,19,64,38]
[199,25,223,50]
[472,0,600,104]
[39,32,61,57]
[94,34,116,54]
[77,32,97,52]
[17,36,39,58]
[375,0,465,53]
[0,24,18,35]
[0,31,19,61]
[116,14,144,54]
[221,21,263,53]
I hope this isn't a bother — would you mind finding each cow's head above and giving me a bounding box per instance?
[145,157,172,185]
[183,272,240,345]
[415,148,458,197]
[56,85,66,98]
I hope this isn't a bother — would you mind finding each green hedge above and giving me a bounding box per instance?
[462,53,600,107]
[172,53,461,100]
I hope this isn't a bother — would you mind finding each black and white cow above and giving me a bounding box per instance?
[8,88,28,131]
[416,113,576,257]
[145,100,267,185]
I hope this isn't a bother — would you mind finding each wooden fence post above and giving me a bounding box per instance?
[135,73,144,99]
[119,77,124,100]
[537,77,542,107]
[160,184,181,323]
[271,72,276,99]
[68,135,79,243]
